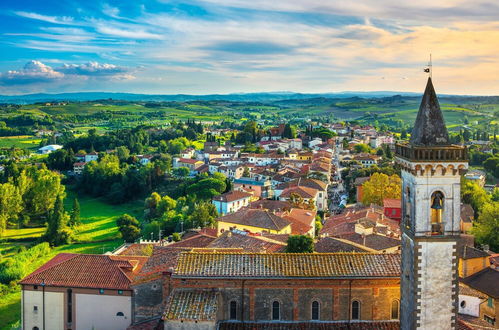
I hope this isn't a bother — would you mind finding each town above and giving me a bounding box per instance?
[0,77,497,330]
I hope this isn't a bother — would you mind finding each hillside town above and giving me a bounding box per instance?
[4,78,495,330]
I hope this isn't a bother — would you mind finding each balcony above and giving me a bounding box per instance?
[395,144,467,162]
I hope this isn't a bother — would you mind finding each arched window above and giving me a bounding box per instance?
[116,312,124,316]
[272,301,280,320]
[391,300,399,319]
[229,300,237,320]
[33,327,39,330]
[351,300,360,320]
[311,300,320,320]
[430,191,444,234]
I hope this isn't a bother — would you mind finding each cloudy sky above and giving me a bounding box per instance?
[1,0,499,95]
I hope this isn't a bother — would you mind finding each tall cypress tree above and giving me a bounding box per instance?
[44,194,70,246]
[69,197,81,226]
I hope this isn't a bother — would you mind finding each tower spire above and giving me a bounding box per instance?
[409,77,449,146]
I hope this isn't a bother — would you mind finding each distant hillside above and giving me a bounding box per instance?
[0,91,426,104]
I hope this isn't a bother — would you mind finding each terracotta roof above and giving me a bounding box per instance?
[20,253,147,290]
[178,158,202,164]
[207,231,286,253]
[315,237,369,253]
[218,321,400,329]
[212,190,252,203]
[383,198,401,209]
[218,209,291,231]
[459,283,487,299]
[167,234,217,248]
[249,200,292,212]
[133,247,185,284]
[463,267,499,298]
[280,186,319,199]
[173,252,401,278]
[163,289,218,321]
[338,233,401,251]
[458,314,497,329]
[276,178,327,191]
[117,243,156,256]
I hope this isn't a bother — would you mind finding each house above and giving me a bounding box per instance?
[464,170,486,187]
[279,186,319,209]
[233,178,273,198]
[462,266,499,327]
[278,208,317,236]
[353,154,381,167]
[85,151,99,162]
[458,245,491,278]
[383,198,401,222]
[173,158,204,172]
[75,153,86,162]
[19,253,147,330]
[354,176,370,203]
[180,147,195,159]
[212,191,252,215]
[37,144,63,154]
[275,178,328,211]
[138,155,153,165]
[308,138,323,149]
[73,162,87,175]
[216,208,292,235]
[460,204,474,233]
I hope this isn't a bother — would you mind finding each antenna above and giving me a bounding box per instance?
[424,54,432,79]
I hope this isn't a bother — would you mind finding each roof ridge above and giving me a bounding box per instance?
[22,253,79,281]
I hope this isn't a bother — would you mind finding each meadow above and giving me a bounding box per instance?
[0,190,144,329]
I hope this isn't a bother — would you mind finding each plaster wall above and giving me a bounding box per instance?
[22,290,64,330]
[75,293,131,330]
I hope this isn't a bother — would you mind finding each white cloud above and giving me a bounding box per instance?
[14,11,75,25]
[0,61,63,85]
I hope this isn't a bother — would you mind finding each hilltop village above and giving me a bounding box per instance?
[0,80,498,330]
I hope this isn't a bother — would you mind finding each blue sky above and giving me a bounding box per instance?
[1,0,499,95]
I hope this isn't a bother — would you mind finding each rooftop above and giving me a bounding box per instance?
[218,209,291,231]
[163,289,218,321]
[212,190,252,203]
[218,321,400,329]
[462,267,499,298]
[20,253,147,290]
[173,252,401,278]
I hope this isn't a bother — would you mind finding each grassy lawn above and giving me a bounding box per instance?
[0,136,41,150]
[0,190,144,329]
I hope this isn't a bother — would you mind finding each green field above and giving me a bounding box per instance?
[0,136,41,150]
[0,190,144,329]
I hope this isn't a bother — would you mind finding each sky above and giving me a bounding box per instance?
[1,0,499,95]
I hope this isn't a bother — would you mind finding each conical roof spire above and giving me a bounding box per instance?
[409,77,449,146]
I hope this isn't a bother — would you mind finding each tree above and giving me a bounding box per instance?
[286,235,314,253]
[384,145,393,159]
[43,194,72,246]
[186,178,226,200]
[188,203,218,228]
[354,143,370,154]
[116,214,141,242]
[173,167,190,177]
[400,129,408,139]
[116,146,130,162]
[361,173,401,206]
[471,202,499,251]
[69,198,81,226]
[0,183,23,235]
[242,167,250,177]
[282,124,297,139]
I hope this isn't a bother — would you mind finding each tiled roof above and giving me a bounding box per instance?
[207,231,286,253]
[460,245,490,260]
[163,289,219,321]
[213,190,252,203]
[458,314,496,329]
[315,237,369,253]
[383,198,401,209]
[218,321,400,329]
[338,233,401,251]
[459,283,487,298]
[174,252,401,278]
[178,158,202,164]
[167,234,216,248]
[280,186,318,199]
[462,267,499,298]
[249,200,292,212]
[133,247,185,284]
[20,253,147,289]
[217,209,291,231]
[276,178,327,191]
[118,243,156,256]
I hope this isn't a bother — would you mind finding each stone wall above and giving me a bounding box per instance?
[133,278,166,322]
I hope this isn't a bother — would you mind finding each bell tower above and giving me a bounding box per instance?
[395,77,468,329]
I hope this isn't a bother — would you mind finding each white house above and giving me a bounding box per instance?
[85,152,99,162]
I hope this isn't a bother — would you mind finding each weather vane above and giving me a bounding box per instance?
[424,54,432,78]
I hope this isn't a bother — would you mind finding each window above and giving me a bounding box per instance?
[116,312,124,317]
[33,285,38,290]
[33,306,38,313]
[488,298,493,307]
[351,300,360,320]
[460,300,466,308]
[67,289,72,323]
[229,301,237,320]
[430,191,444,234]
[33,327,39,330]
[272,301,280,320]
[99,289,105,294]
[391,300,399,319]
[484,314,495,325]
[118,290,123,295]
[311,301,320,320]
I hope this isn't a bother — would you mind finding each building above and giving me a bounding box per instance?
[462,267,499,327]
[354,176,370,203]
[173,157,204,172]
[37,144,63,154]
[458,245,491,279]
[233,178,272,198]
[395,77,468,330]
[216,208,292,235]
[162,252,401,329]
[19,253,147,330]
[72,162,87,175]
[383,198,401,222]
[212,191,252,215]
[84,151,99,163]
